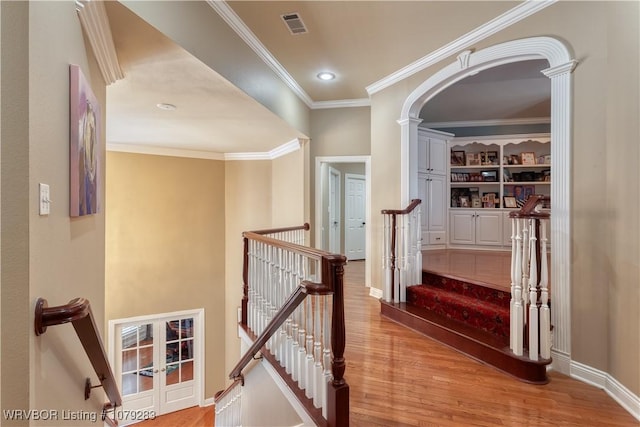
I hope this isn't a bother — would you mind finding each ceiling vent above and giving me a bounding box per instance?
[281,13,308,35]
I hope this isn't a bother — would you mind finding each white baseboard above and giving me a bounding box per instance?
[570,360,640,421]
[369,287,383,299]
[550,349,571,375]
[202,397,215,407]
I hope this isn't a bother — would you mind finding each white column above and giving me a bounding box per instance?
[542,60,577,364]
[539,219,552,359]
[397,117,423,206]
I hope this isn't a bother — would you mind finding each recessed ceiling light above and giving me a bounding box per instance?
[156,103,177,111]
[317,72,335,81]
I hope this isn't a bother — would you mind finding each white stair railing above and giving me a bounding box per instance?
[220,223,348,427]
[214,379,242,427]
[509,195,552,361]
[382,199,422,303]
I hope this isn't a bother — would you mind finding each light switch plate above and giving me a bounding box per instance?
[39,183,50,215]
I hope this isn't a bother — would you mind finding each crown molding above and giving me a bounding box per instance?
[311,99,371,109]
[107,143,225,160]
[422,117,551,129]
[108,139,302,161]
[366,0,556,95]
[225,138,302,161]
[207,0,314,108]
[75,0,123,85]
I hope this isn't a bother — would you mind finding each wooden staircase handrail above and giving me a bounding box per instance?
[34,297,122,426]
[381,199,421,215]
[229,280,332,380]
[236,224,349,426]
[249,222,310,236]
[509,194,550,219]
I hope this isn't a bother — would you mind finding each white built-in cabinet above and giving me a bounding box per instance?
[448,133,551,250]
[449,210,503,246]
[417,128,454,248]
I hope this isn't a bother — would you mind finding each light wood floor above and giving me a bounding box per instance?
[140,259,636,426]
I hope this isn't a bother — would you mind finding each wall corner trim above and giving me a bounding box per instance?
[224,138,302,161]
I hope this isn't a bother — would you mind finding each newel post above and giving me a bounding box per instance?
[242,236,249,326]
[324,255,349,427]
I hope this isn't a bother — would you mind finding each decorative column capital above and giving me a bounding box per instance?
[542,60,578,78]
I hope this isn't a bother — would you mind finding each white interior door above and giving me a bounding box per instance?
[111,310,202,425]
[345,174,366,260]
[328,167,341,253]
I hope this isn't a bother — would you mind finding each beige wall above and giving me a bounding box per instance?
[0,1,108,423]
[309,107,371,247]
[224,160,272,377]
[105,152,226,399]
[272,148,306,227]
[368,1,639,395]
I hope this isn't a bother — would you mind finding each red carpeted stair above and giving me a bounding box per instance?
[407,272,510,340]
[380,269,551,383]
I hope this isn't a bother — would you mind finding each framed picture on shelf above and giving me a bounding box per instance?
[509,154,520,165]
[521,151,536,165]
[472,196,481,208]
[460,196,470,208]
[466,153,481,166]
[451,150,466,166]
[544,154,551,164]
[481,170,497,182]
[504,196,517,208]
[487,151,499,165]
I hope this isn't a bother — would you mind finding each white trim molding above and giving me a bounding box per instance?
[315,156,372,288]
[311,99,371,109]
[367,0,556,95]
[225,138,302,161]
[399,36,577,372]
[422,117,551,129]
[107,139,304,161]
[75,0,124,85]
[570,361,640,422]
[369,287,383,300]
[107,143,225,160]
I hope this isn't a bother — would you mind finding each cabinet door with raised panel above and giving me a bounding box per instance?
[449,211,475,245]
[476,211,502,246]
[428,174,446,232]
[428,138,447,175]
[417,138,428,173]
[417,173,429,235]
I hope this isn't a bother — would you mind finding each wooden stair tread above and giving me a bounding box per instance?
[380,300,550,384]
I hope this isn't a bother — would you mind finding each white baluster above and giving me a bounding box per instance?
[313,295,323,408]
[305,296,314,399]
[322,294,333,420]
[512,218,524,356]
[539,218,551,359]
[383,214,392,302]
[415,205,423,286]
[528,219,539,361]
[509,217,516,351]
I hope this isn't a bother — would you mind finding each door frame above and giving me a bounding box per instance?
[344,173,366,260]
[328,166,341,254]
[315,156,371,288]
[108,308,205,409]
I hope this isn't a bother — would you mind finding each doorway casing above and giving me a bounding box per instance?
[315,156,372,288]
[398,36,577,374]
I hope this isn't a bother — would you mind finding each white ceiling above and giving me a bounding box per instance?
[105,1,550,156]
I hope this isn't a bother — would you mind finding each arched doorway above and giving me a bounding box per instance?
[398,37,577,373]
